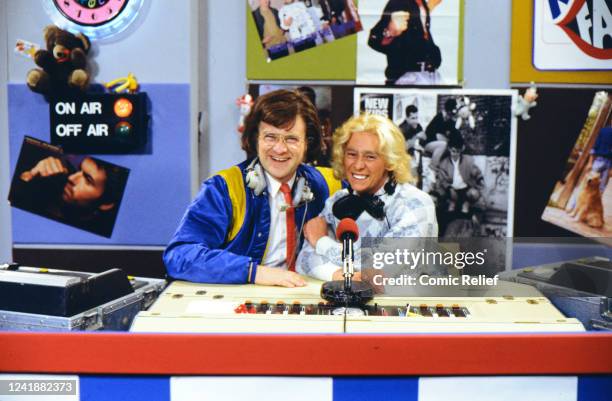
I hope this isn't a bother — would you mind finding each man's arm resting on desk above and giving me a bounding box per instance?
[298,218,362,281]
[164,175,255,284]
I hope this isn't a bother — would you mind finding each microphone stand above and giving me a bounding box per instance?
[341,236,354,322]
[320,220,374,307]
[342,237,354,292]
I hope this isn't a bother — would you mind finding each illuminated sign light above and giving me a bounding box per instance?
[115,121,133,136]
[114,98,133,118]
[50,93,148,154]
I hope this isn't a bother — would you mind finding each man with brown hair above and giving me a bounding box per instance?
[164,89,342,286]
[432,130,484,214]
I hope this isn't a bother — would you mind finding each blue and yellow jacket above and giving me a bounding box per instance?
[163,160,342,284]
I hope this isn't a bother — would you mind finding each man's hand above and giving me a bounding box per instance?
[255,265,306,288]
[331,269,362,281]
[361,268,385,294]
[388,11,409,36]
[283,16,293,26]
[20,157,68,182]
[304,216,329,247]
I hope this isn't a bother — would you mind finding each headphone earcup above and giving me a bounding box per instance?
[363,196,386,220]
[384,179,397,195]
[245,169,256,189]
[246,163,266,196]
[333,192,386,221]
[302,186,314,203]
[333,193,365,220]
[292,178,304,206]
[292,177,314,207]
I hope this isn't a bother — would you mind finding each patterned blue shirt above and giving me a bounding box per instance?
[296,182,438,281]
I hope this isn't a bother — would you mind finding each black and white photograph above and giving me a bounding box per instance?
[355,88,517,238]
[249,0,362,61]
[356,0,461,86]
[8,137,130,238]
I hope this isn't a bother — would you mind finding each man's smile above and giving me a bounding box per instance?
[351,173,368,180]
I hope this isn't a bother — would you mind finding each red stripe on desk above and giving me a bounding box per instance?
[1,333,611,375]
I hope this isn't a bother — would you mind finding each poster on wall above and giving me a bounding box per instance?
[248,0,362,62]
[250,83,354,166]
[355,88,517,238]
[541,91,612,238]
[8,137,130,238]
[533,0,611,71]
[356,0,462,86]
[511,1,611,84]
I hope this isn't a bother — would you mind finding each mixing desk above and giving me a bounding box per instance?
[130,278,585,333]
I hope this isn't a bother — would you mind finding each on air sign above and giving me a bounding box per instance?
[50,93,148,154]
[533,0,611,70]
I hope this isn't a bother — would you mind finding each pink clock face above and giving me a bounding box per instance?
[53,0,129,26]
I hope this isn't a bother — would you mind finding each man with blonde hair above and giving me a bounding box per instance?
[296,113,438,281]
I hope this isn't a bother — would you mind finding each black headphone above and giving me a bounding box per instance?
[332,179,396,221]
[245,158,314,208]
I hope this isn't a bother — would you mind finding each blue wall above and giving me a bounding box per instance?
[1,1,198,249]
[8,84,191,245]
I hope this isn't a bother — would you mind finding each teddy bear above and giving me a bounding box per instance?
[26,25,91,96]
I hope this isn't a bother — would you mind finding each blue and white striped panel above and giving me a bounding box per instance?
[170,377,332,401]
[1,375,611,401]
[418,377,577,401]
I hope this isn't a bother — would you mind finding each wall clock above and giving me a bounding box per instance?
[43,0,145,40]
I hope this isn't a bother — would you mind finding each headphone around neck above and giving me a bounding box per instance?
[245,158,314,208]
[332,179,396,221]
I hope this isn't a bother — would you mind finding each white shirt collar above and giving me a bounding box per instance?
[264,170,297,197]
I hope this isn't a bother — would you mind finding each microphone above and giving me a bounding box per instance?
[320,217,373,306]
[336,218,359,291]
[336,217,359,240]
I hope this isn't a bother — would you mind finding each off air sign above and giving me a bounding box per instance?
[50,93,147,154]
[54,101,108,137]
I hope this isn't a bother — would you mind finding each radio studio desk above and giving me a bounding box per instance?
[2,277,610,400]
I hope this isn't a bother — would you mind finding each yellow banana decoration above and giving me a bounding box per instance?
[105,73,139,93]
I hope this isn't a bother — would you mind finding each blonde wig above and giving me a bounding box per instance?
[331,113,413,184]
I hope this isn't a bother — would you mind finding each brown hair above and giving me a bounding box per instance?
[241,89,322,163]
[86,157,128,208]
